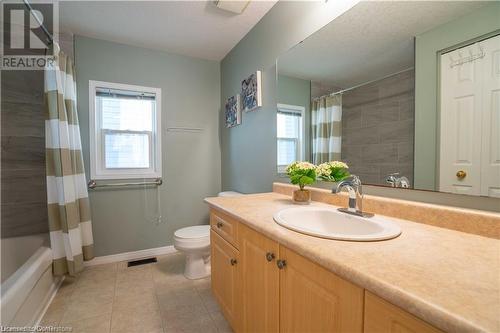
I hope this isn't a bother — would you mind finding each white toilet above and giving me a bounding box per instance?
[174,191,242,279]
[174,225,211,279]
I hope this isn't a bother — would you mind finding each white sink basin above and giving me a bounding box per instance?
[273,206,401,241]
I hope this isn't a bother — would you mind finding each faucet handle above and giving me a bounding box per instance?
[339,175,360,186]
[384,173,399,186]
[351,175,361,186]
[331,174,362,194]
[384,173,410,188]
[384,173,399,180]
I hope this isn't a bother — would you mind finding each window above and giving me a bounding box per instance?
[89,81,161,180]
[277,104,305,173]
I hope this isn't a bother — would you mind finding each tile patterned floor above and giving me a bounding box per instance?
[41,253,232,333]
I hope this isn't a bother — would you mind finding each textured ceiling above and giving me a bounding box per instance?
[60,1,277,61]
[278,1,489,89]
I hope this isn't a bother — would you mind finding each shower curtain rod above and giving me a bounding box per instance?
[22,0,53,45]
[314,67,414,100]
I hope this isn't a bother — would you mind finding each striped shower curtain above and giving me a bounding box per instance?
[311,94,342,164]
[45,48,94,276]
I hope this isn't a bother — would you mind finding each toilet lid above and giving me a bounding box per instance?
[218,191,243,197]
[174,225,210,239]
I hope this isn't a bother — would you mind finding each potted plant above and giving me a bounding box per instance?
[316,161,350,182]
[285,161,317,204]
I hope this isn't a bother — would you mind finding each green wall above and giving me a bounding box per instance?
[75,36,221,256]
[220,0,358,193]
[414,3,500,190]
[277,74,311,160]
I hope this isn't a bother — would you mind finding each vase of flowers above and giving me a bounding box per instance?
[316,161,350,182]
[285,161,317,204]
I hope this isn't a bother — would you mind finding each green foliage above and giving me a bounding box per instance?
[286,161,317,190]
[316,161,351,182]
[323,167,350,182]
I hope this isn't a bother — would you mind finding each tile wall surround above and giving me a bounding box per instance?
[1,34,74,238]
[273,183,500,239]
[341,70,415,186]
[1,69,48,238]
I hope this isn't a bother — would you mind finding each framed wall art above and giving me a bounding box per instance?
[225,94,241,128]
[241,70,262,112]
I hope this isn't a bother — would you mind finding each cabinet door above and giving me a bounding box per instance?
[279,246,364,333]
[364,292,443,333]
[240,224,280,333]
[211,230,240,331]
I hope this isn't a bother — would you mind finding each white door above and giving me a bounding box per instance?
[440,42,483,195]
[480,35,500,198]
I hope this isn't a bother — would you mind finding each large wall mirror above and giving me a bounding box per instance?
[276,1,500,199]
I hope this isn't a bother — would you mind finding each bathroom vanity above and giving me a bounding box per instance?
[205,185,499,333]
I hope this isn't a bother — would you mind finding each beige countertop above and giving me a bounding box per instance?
[204,192,500,333]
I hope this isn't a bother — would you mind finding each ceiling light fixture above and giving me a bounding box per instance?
[213,0,251,14]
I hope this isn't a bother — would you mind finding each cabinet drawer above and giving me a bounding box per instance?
[210,210,239,248]
[364,292,443,333]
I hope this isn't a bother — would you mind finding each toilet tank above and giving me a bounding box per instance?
[218,191,242,197]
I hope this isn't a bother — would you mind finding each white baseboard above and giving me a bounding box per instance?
[84,245,177,267]
[34,275,64,327]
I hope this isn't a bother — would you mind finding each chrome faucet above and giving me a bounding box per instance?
[332,175,373,217]
[384,173,410,188]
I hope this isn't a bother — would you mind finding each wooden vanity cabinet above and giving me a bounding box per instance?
[210,209,441,333]
[230,219,363,333]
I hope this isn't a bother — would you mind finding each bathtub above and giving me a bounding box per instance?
[1,234,62,326]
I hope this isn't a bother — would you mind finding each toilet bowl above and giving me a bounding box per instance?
[174,225,211,279]
[174,191,242,279]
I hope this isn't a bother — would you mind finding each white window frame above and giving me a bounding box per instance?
[89,80,162,180]
[277,103,306,174]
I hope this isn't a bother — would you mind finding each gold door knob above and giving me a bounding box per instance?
[456,170,466,179]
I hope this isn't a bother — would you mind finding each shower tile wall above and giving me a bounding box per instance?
[341,70,414,186]
[1,69,48,238]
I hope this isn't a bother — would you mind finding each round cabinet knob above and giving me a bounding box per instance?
[276,259,287,270]
[266,252,275,262]
[456,170,467,180]
[216,222,223,228]
[230,258,237,266]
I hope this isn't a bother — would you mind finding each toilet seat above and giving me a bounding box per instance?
[174,225,210,239]
[174,225,210,251]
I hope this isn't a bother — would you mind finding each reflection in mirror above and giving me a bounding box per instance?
[277,104,306,174]
[277,1,500,198]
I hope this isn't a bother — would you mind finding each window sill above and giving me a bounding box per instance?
[91,173,162,181]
